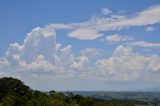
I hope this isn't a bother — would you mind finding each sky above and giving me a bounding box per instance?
[0,0,160,91]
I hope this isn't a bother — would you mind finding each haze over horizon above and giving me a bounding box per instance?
[0,0,160,91]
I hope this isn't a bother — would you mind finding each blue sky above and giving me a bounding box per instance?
[0,0,160,91]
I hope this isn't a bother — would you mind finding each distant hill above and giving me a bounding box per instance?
[72,91,160,103]
[139,87,160,92]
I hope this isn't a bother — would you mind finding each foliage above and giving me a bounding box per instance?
[0,77,152,106]
[0,77,32,99]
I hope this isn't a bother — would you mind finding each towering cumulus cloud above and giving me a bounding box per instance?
[1,27,57,75]
[0,25,99,78]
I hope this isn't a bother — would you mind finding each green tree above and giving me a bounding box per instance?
[0,77,32,100]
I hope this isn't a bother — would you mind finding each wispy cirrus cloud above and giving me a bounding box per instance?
[129,41,160,47]
[68,5,160,40]
[101,8,112,16]
[145,26,155,32]
[68,28,103,40]
[16,5,159,41]
[105,34,134,43]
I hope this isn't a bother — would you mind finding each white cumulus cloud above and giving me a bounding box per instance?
[89,45,160,81]
[0,25,100,78]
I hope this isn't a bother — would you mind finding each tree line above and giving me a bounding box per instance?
[0,77,150,106]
